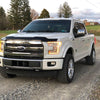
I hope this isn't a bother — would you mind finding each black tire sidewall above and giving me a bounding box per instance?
[91,48,96,64]
[86,47,96,65]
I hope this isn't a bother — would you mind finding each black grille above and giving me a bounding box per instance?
[4,40,44,59]
[4,60,41,67]
[12,61,29,67]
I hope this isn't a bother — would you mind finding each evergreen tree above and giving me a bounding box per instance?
[58,5,62,18]
[8,0,21,29]
[0,7,7,30]
[39,9,50,19]
[20,0,31,28]
[58,2,72,18]
[8,0,31,30]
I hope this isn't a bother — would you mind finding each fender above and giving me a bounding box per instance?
[62,45,74,58]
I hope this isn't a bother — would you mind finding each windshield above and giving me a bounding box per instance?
[22,20,71,33]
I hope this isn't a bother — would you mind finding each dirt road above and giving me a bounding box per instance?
[0,42,100,100]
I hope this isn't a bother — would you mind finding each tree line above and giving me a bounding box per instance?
[0,1,72,30]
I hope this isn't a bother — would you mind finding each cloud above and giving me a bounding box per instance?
[50,9,100,23]
[73,9,100,23]
[72,7,79,10]
[50,13,58,18]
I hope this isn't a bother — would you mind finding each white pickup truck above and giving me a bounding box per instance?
[0,18,96,83]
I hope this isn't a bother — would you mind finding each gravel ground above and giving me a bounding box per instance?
[89,77,100,100]
[74,67,100,100]
[0,78,57,100]
[0,74,99,100]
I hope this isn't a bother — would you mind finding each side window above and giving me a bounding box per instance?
[73,22,86,38]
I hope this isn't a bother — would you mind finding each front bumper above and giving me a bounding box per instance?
[0,57,63,70]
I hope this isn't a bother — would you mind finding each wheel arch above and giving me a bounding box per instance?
[63,47,74,58]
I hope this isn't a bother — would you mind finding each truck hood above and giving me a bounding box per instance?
[5,32,70,40]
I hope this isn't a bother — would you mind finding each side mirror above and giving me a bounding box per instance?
[77,29,85,35]
[17,29,21,33]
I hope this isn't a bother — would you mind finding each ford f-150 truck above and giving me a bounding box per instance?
[0,18,96,83]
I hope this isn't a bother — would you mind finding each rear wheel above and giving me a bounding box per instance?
[86,47,96,65]
[0,67,16,78]
[57,54,75,83]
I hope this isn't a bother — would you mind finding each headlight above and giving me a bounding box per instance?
[0,41,3,53]
[48,41,62,55]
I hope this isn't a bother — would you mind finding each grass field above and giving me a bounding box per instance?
[0,30,17,39]
[86,25,100,36]
[0,25,100,39]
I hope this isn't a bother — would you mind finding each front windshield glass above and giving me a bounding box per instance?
[22,20,71,33]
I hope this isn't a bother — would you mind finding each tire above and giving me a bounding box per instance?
[57,54,75,83]
[86,47,96,65]
[0,67,16,78]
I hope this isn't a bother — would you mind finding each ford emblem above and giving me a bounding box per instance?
[17,46,26,51]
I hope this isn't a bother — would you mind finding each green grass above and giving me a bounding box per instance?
[0,30,17,34]
[86,25,100,36]
[86,25,100,31]
[0,30,17,39]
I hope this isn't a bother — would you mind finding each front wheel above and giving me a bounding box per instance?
[57,54,75,83]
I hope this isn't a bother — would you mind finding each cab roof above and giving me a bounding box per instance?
[35,18,84,23]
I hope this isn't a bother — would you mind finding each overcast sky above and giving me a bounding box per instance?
[0,0,100,22]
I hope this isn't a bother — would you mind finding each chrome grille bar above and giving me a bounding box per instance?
[4,40,44,59]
